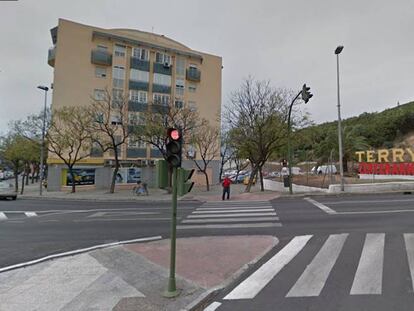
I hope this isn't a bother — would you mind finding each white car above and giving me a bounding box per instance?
[0,182,17,200]
[314,165,337,175]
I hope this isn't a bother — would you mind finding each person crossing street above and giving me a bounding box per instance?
[222,176,232,200]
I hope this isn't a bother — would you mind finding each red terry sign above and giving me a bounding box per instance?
[358,162,414,175]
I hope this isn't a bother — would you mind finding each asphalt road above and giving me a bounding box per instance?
[2,193,414,310]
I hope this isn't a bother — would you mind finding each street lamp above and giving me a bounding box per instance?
[335,45,345,191]
[37,85,49,196]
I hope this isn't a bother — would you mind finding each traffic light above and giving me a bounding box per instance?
[301,84,313,103]
[166,128,182,167]
[177,168,195,196]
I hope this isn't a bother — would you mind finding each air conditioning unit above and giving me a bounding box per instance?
[141,160,148,166]
[149,160,155,166]
[163,62,171,68]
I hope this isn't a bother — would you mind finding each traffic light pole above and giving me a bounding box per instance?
[164,166,179,297]
[287,90,302,195]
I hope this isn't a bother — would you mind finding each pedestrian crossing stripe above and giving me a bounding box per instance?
[224,233,414,300]
[0,211,38,221]
[178,200,281,230]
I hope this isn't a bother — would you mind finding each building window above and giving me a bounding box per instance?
[188,101,197,111]
[94,89,106,101]
[128,137,146,148]
[110,114,122,125]
[130,69,149,82]
[188,83,197,93]
[95,67,107,78]
[175,100,184,109]
[132,47,149,60]
[112,89,124,107]
[176,78,185,96]
[114,44,126,57]
[155,52,171,65]
[128,112,146,125]
[153,73,171,86]
[153,93,170,106]
[176,57,185,76]
[113,66,125,88]
[130,90,147,103]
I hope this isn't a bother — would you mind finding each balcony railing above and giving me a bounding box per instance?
[186,68,201,82]
[129,80,149,91]
[151,104,169,114]
[127,148,147,158]
[130,57,150,71]
[153,62,172,75]
[48,46,56,67]
[128,101,148,112]
[91,49,112,66]
[152,84,171,94]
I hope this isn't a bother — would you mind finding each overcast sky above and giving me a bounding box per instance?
[1,0,413,134]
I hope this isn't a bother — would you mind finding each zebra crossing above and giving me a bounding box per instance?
[220,233,414,301]
[177,200,282,230]
[0,211,38,221]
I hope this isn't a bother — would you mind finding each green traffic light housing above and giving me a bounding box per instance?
[301,84,313,103]
[178,168,195,196]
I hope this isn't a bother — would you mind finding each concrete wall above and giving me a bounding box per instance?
[46,164,63,192]
[263,179,327,193]
[328,181,414,193]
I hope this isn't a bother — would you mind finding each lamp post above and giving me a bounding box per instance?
[335,45,345,191]
[37,85,49,196]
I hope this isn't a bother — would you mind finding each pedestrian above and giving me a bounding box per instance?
[222,176,231,200]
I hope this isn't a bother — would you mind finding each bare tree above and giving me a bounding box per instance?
[88,90,130,193]
[225,77,306,192]
[47,106,93,193]
[188,121,220,191]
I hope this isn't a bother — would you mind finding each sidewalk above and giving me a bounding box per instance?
[18,181,281,202]
[0,235,279,311]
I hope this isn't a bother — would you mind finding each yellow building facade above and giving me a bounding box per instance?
[47,19,222,191]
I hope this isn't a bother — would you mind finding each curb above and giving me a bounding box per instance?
[0,236,162,274]
[19,195,172,203]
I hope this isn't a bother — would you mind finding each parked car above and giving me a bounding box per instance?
[0,182,17,200]
[230,174,247,183]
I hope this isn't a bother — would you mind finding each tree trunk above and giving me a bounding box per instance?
[343,156,348,173]
[204,170,210,191]
[259,166,264,191]
[14,167,19,192]
[110,163,118,194]
[25,164,29,186]
[21,174,25,195]
[68,167,76,193]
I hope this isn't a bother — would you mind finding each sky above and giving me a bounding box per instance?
[1,0,413,134]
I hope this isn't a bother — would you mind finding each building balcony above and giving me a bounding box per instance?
[129,80,149,91]
[151,104,169,114]
[127,148,147,158]
[150,149,164,158]
[130,57,150,71]
[127,124,145,134]
[91,49,112,66]
[90,148,103,157]
[128,101,148,112]
[152,84,171,94]
[48,46,56,67]
[153,62,172,75]
[186,68,201,82]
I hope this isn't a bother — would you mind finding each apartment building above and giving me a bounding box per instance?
[46,19,222,191]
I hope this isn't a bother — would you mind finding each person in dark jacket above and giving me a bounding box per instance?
[222,176,232,200]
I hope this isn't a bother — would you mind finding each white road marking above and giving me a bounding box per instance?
[286,233,348,297]
[322,199,414,205]
[0,235,162,273]
[193,208,274,214]
[350,233,385,295]
[188,212,277,218]
[304,197,337,214]
[224,235,313,300]
[404,234,414,291]
[177,223,282,230]
[197,205,273,210]
[87,211,160,218]
[0,212,7,220]
[203,301,222,311]
[74,217,171,222]
[187,212,276,218]
[182,217,279,223]
[203,201,269,206]
[24,212,37,217]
